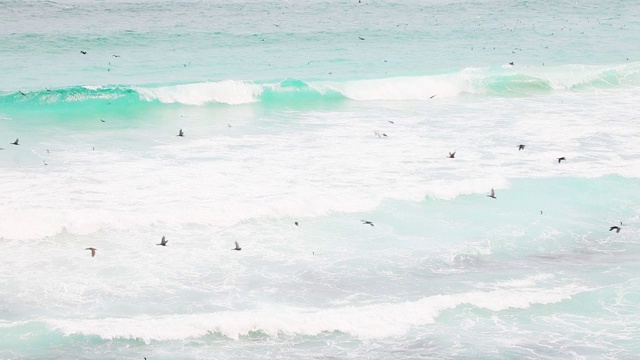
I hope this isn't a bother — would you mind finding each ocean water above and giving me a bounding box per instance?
[2,0,640,358]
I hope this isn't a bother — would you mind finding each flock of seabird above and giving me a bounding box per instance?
[3,123,626,258]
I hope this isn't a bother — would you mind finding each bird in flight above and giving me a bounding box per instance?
[157,236,168,246]
[557,157,566,163]
[86,247,97,257]
[449,151,456,158]
[232,241,242,251]
[177,129,184,137]
[610,221,623,233]
[361,220,374,226]
[487,188,496,199]
[518,144,525,150]
[10,138,19,145]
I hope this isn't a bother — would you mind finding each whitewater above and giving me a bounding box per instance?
[2,0,640,359]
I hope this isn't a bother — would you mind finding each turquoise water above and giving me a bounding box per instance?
[2,0,640,358]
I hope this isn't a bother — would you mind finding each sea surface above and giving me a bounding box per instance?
[1,0,640,358]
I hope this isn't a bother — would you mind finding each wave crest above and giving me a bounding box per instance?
[2,62,638,107]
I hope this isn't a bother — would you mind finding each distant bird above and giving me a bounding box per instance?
[112,54,120,58]
[388,120,394,124]
[430,94,437,99]
[518,144,525,150]
[374,130,387,138]
[80,51,87,54]
[557,157,566,163]
[509,62,514,66]
[232,241,242,251]
[361,220,374,226]
[358,37,365,40]
[157,236,168,246]
[10,138,19,145]
[448,151,456,158]
[177,129,184,137]
[86,247,97,257]
[540,211,543,215]
[19,91,26,96]
[487,188,496,199]
[294,221,299,226]
[609,226,621,233]
[43,160,47,166]
[100,119,105,123]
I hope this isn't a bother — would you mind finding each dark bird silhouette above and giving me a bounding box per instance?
[80,51,87,54]
[232,241,242,251]
[177,129,184,137]
[449,151,456,158]
[294,222,299,226]
[157,236,168,246]
[487,188,496,199]
[10,138,19,145]
[430,94,437,99]
[361,220,374,226]
[388,120,394,124]
[359,37,365,40]
[86,247,97,257]
[100,119,106,123]
[610,226,621,233]
[509,62,514,66]
[518,144,525,150]
[557,157,566,163]
[19,91,26,96]
[112,54,120,58]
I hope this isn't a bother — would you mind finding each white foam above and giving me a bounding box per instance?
[134,80,262,105]
[46,285,585,342]
[313,70,478,101]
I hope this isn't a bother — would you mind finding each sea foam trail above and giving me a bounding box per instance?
[45,285,585,342]
[2,62,639,107]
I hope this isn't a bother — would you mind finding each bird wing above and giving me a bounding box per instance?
[235,241,239,248]
[490,188,495,197]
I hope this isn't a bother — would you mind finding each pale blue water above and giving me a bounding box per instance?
[2,0,640,359]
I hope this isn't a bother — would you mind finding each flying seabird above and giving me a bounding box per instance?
[388,120,394,124]
[509,62,514,66]
[294,221,299,226]
[430,94,437,99]
[232,241,242,251]
[10,138,19,145]
[19,91,26,96]
[518,144,525,150]
[609,226,621,233]
[100,119,105,122]
[449,151,456,158]
[359,37,365,40]
[487,188,496,199]
[86,247,97,257]
[177,129,184,137]
[157,236,168,246]
[361,220,374,226]
[112,54,120,58]
[80,51,87,54]
[557,157,566,163]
